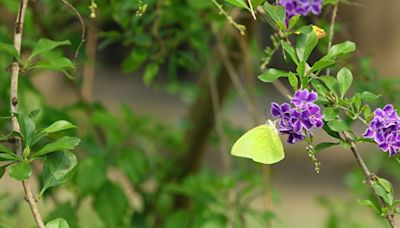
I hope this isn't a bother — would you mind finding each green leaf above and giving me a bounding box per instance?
[30,57,75,78]
[74,157,106,194]
[263,2,286,31]
[16,113,36,147]
[40,151,78,196]
[362,105,372,120]
[43,120,76,134]
[258,69,288,83]
[288,14,300,30]
[319,76,338,94]
[33,136,80,158]
[231,120,284,164]
[225,0,250,10]
[116,149,148,184]
[251,0,265,8]
[373,184,393,206]
[9,162,32,181]
[323,107,339,121]
[45,218,69,228]
[281,41,298,64]
[322,123,341,139]
[360,91,381,102]
[310,59,335,73]
[328,119,350,132]
[296,31,318,62]
[325,41,356,59]
[143,63,159,86]
[353,93,361,111]
[0,144,14,155]
[0,42,19,58]
[311,80,329,98]
[377,177,393,193]
[358,199,381,214]
[337,67,353,98]
[288,72,298,90]
[0,153,19,161]
[29,39,71,61]
[94,181,129,227]
[46,203,77,228]
[314,142,339,153]
[296,61,305,78]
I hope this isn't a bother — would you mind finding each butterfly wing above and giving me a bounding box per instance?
[231,122,284,164]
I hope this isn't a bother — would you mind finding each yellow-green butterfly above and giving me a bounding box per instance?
[231,120,284,164]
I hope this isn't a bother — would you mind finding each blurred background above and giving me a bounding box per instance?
[0,0,400,227]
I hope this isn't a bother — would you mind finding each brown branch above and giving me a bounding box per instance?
[10,1,45,227]
[343,132,397,228]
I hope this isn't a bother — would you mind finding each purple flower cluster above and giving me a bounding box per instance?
[363,105,400,156]
[278,0,322,24]
[271,89,324,144]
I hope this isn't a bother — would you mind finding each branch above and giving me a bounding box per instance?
[343,132,397,228]
[10,1,45,227]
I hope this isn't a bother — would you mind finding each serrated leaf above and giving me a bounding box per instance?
[9,162,31,181]
[29,39,71,61]
[0,42,19,58]
[258,69,288,83]
[337,67,353,98]
[45,218,70,228]
[40,151,78,196]
[33,136,80,158]
[231,121,284,164]
[328,119,350,132]
[263,2,286,31]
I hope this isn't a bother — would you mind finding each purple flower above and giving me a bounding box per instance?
[363,104,400,156]
[278,0,322,25]
[270,89,324,144]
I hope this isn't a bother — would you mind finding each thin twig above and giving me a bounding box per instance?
[343,132,397,228]
[247,0,256,20]
[60,0,85,58]
[326,3,339,76]
[10,1,45,227]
